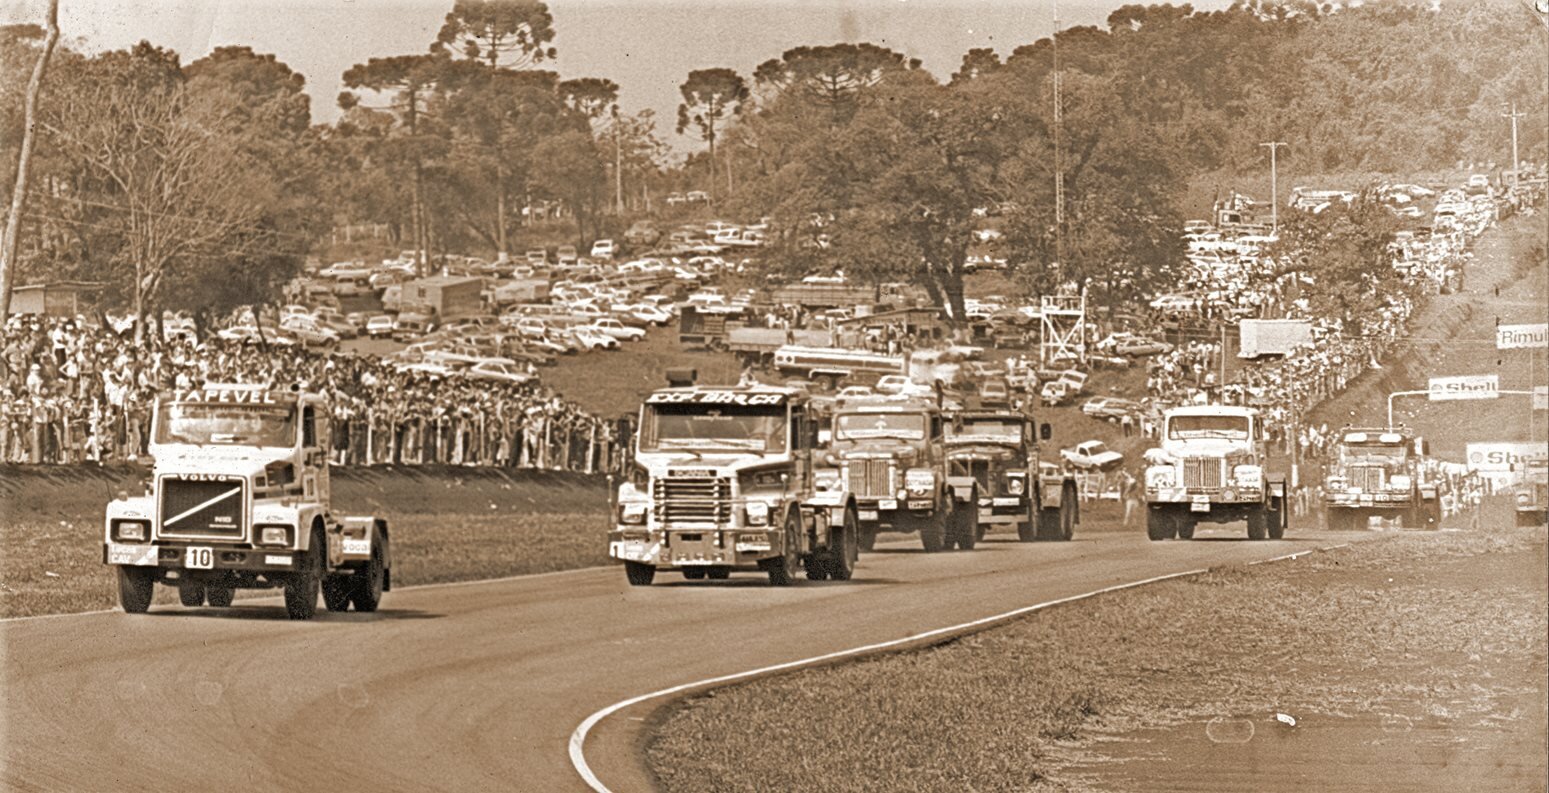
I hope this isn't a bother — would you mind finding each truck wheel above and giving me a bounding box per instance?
[1036,506,1063,541]
[765,511,801,586]
[624,561,656,586]
[206,585,234,608]
[350,538,387,612]
[803,554,829,581]
[1177,518,1196,540]
[1247,510,1268,541]
[1267,498,1286,540]
[920,501,948,553]
[707,568,731,580]
[178,582,206,608]
[952,491,978,550]
[1016,519,1036,542]
[284,529,324,620]
[826,507,859,581]
[117,567,155,613]
[859,525,878,551]
[1146,509,1174,541]
[683,569,707,580]
[1060,492,1076,542]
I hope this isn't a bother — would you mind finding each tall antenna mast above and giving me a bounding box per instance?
[1052,0,1064,275]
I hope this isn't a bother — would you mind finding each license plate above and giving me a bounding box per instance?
[184,546,214,569]
[993,497,1022,506]
[107,543,157,567]
[1190,498,1210,513]
[858,509,878,521]
[878,499,898,510]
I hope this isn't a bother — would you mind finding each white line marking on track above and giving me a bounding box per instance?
[568,567,1218,792]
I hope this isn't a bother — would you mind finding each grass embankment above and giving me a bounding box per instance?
[647,529,1547,793]
[0,464,609,618]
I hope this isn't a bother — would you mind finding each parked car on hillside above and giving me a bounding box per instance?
[569,327,619,351]
[1114,337,1173,356]
[588,318,646,342]
[1082,397,1143,421]
[625,221,660,247]
[1060,440,1125,471]
[467,359,535,385]
[590,239,616,260]
[556,245,579,265]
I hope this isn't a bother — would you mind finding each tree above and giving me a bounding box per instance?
[0,0,58,320]
[753,44,922,125]
[531,129,606,249]
[340,53,453,270]
[434,0,556,69]
[558,77,619,124]
[676,68,747,205]
[41,43,271,340]
[950,47,1002,86]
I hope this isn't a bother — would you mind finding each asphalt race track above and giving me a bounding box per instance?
[0,523,1371,792]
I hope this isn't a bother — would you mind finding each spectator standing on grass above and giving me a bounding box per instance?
[1119,469,1140,527]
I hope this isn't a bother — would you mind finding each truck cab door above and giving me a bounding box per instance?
[301,405,330,504]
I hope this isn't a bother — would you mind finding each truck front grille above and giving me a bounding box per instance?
[159,477,246,539]
[1348,466,1385,492]
[847,460,895,499]
[653,476,731,524]
[1183,459,1223,492]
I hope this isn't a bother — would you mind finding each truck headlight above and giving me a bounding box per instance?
[905,469,936,494]
[1389,475,1411,490]
[1006,475,1025,495]
[257,525,293,547]
[619,502,648,525]
[745,501,770,526]
[1517,492,1530,505]
[112,520,149,542]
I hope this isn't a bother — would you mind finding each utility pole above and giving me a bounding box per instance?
[1259,141,1286,234]
[611,104,625,215]
[1503,102,1523,194]
[1052,0,1064,276]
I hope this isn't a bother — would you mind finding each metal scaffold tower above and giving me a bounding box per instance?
[1040,290,1087,366]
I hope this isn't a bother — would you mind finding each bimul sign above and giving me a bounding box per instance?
[1496,323,1548,350]
[1428,374,1499,401]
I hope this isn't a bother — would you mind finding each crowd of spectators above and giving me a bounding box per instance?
[0,315,621,472]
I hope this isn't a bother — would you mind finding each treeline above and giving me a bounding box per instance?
[0,0,1543,324]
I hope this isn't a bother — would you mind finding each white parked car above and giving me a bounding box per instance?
[590,239,616,260]
[570,327,619,351]
[1060,440,1125,471]
[467,360,535,385]
[588,318,646,342]
[365,315,396,338]
[627,305,672,326]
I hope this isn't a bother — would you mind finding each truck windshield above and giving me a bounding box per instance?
[155,402,296,446]
[1338,445,1408,465]
[835,413,926,441]
[1168,415,1250,440]
[948,419,1022,444]
[641,405,787,453]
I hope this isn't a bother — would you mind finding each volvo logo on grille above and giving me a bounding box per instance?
[177,473,242,482]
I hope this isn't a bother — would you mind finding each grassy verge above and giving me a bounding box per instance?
[647,529,1547,793]
[0,465,609,618]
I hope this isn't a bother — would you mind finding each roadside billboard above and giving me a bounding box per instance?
[1496,323,1548,350]
[1428,374,1499,401]
[1466,442,1549,473]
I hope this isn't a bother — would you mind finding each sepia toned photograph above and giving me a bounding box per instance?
[0,0,1545,790]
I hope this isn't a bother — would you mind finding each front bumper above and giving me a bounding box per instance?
[978,495,1029,524]
[853,495,936,523]
[1325,491,1412,507]
[608,527,785,568]
[1148,486,1263,504]
[103,542,298,572]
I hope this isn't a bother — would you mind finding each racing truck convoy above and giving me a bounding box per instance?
[1144,405,1287,540]
[1323,427,1440,530]
[945,408,1078,542]
[103,384,392,619]
[608,370,862,585]
[822,393,979,552]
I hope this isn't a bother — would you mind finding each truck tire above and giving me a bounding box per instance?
[1176,518,1195,540]
[117,566,154,614]
[1267,497,1286,540]
[1036,506,1062,541]
[826,507,859,581]
[920,501,948,553]
[624,561,655,586]
[952,490,978,550]
[284,529,325,620]
[682,569,708,580]
[1060,488,1077,541]
[859,525,878,551]
[350,538,387,612]
[206,585,234,608]
[803,554,829,581]
[1017,519,1036,542]
[1247,509,1268,541]
[765,511,801,586]
[707,568,731,579]
[1147,508,1175,541]
[178,582,206,607]
[323,575,353,612]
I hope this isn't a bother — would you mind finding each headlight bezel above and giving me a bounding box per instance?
[619,502,648,525]
[1005,474,1026,495]
[112,519,150,543]
[255,524,294,547]
[745,501,771,526]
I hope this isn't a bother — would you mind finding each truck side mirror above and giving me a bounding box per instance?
[1039,423,1052,441]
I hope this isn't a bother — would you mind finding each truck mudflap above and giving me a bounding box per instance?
[946,476,977,503]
